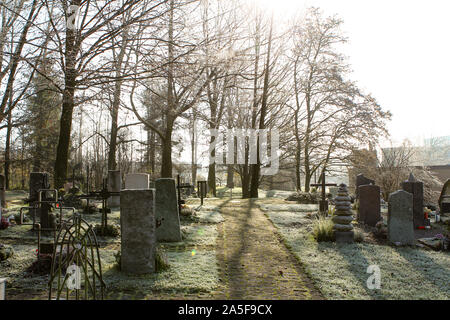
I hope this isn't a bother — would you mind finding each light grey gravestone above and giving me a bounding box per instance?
[401,173,424,228]
[125,173,150,190]
[155,178,182,242]
[120,189,156,274]
[358,184,381,227]
[107,170,121,207]
[388,190,415,246]
[332,184,354,243]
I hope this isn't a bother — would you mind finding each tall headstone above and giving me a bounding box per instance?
[120,189,156,274]
[358,184,381,227]
[438,179,450,214]
[355,174,375,198]
[29,172,51,229]
[125,173,150,190]
[388,190,415,246]
[0,174,5,208]
[107,170,121,207]
[332,184,354,243]
[401,173,424,228]
[155,178,182,242]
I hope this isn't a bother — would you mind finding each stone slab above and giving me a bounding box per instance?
[358,184,381,227]
[388,190,415,246]
[120,189,156,274]
[125,173,150,190]
[402,180,424,228]
[155,178,182,242]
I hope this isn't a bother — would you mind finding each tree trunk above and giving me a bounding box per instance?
[54,2,80,188]
[4,110,12,189]
[161,125,173,178]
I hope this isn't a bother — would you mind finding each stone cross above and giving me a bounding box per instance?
[332,184,354,243]
[358,184,381,227]
[310,172,337,215]
[401,173,424,228]
[388,190,415,246]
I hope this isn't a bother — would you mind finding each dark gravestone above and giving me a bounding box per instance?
[355,174,375,198]
[155,178,182,242]
[0,174,5,208]
[120,189,156,274]
[401,173,424,228]
[438,179,450,214]
[358,184,381,227]
[388,190,415,245]
[29,172,51,229]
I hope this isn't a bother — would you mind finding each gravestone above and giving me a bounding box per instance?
[332,184,354,243]
[125,173,149,190]
[107,170,121,207]
[358,184,381,227]
[0,174,5,208]
[401,173,424,228]
[120,189,156,274]
[438,179,450,214]
[29,172,51,229]
[155,178,182,242]
[355,174,375,198]
[388,190,415,246]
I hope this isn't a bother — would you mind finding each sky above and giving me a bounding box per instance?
[255,0,450,147]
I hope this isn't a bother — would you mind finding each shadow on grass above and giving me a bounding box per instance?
[394,246,450,297]
[331,242,386,300]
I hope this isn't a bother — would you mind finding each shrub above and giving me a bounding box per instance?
[94,224,119,237]
[312,217,335,242]
[286,192,320,204]
[0,244,14,261]
[354,229,365,243]
[13,213,30,225]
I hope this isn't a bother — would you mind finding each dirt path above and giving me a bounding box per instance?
[213,198,323,300]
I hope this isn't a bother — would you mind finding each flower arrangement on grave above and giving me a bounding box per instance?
[0,216,10,230]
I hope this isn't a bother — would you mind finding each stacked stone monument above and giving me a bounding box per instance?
[401,173,424,228]
[332,184,354,243]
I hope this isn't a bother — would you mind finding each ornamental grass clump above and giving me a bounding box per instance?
[312,216,335,242]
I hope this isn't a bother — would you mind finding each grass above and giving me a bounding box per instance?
[0,191,221,299]
[312,217,335,242]
[261,201,450,300]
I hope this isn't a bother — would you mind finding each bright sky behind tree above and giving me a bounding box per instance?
[254,0,450,146]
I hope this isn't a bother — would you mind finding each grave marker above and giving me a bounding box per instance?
[125,173,150,190]
[332,184,354,243]
[358,184,381,227]
[355,174,375,198]
[107,170,121,207]
[155,178,182,242]
[310,172,337,215]
[388,190,415,246]
[120,189,157,274]
[401,173,424,228]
